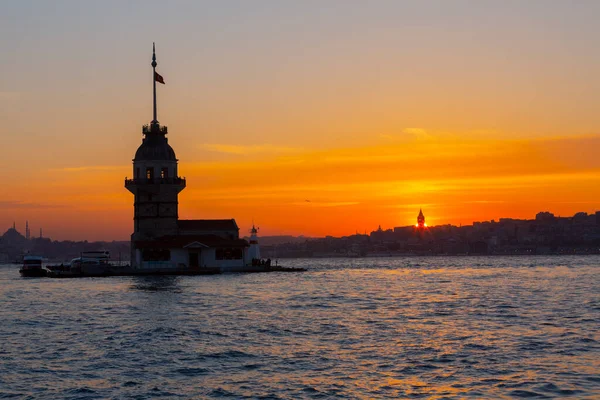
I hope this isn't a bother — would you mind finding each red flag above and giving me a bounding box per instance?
[154,71,165,84]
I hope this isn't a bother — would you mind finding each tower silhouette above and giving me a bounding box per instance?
[417,209,426,229]
[125,44,186,260]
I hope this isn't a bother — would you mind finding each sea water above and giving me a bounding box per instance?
[1,256,599,399]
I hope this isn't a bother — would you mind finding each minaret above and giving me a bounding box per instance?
[417,208,425,229]
[125,44,186,267]
[25,221,30,240]
[39,228,43,239]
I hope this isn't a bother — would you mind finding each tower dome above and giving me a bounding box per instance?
[134,124,177,161]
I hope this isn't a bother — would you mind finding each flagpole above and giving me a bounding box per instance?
[152,42,157,124]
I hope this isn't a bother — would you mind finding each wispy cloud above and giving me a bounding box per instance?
[464,200,507,204]
[383,203,441,209]
[402,127,431,140]
[290,201,360,207]
[51,165,125,172]
[199,143,302,155]
[0,201,66,209]
[380,127,432,141]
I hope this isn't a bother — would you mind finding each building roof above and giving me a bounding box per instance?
[134,234,248,249]
[178,219,239,232]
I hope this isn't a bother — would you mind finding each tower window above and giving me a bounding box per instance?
[136,168,140,178]
[146,168,154,180]
[161,168,168,179]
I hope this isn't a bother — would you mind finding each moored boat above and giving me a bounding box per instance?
[19,256,47,277]
[47,251,112,278]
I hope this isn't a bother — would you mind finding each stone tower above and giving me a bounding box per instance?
[125,44,186,264]
[417,208,425,229]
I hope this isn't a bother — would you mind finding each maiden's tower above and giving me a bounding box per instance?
[125,44,251,272]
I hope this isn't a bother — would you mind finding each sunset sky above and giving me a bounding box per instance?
[1,0,600,241]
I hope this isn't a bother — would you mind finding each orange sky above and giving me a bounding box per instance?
[1,1,599,241]
[3,132,600,241]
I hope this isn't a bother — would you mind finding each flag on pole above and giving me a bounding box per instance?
[154,71,165,84]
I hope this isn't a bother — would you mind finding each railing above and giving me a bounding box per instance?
[125,177,186,185]
[142,124,168,135]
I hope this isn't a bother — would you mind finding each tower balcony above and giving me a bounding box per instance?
[143,124,168,135]
[125,177,186,194]
[125,177,186,185]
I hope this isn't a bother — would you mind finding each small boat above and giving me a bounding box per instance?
[19,256,47,277]
[47,251,112,278]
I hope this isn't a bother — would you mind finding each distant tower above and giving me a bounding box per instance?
[125,44,186,265]
[25,221,30,240]
[417,208,426,229]
[40,228,43,239]
[248,224,261,261]
[12,222,16,230]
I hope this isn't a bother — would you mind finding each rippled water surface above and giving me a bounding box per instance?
[1,256,599,399]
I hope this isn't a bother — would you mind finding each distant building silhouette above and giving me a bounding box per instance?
[417,208,426,229]
[536,211,555,222]
[262,209,600,258]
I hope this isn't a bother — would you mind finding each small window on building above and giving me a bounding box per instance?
[233,248,243,259]
[136,168,140,179]
[146,168,154,180]
[161,168,168,179]
[142,248,170,261]
[215,248,243,260]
